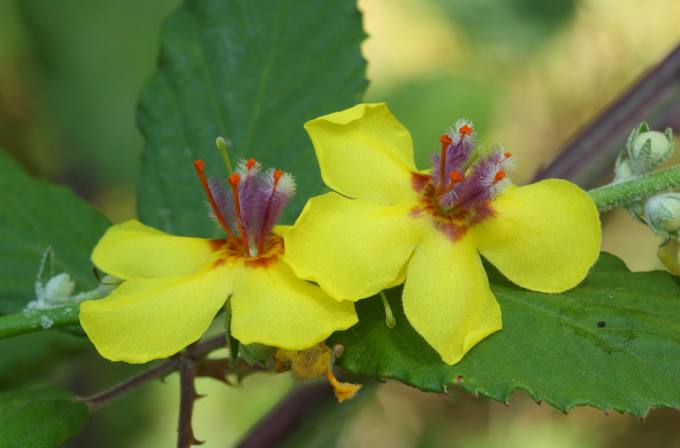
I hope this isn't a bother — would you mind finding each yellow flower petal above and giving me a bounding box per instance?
[304,103,418,204]
[402,229,502,365]
[230,259,357,350]
[473,179,601,293]
[92,220,221,279]
[80,264,232,363]
[272,225,291,237]
[284,192,423,301]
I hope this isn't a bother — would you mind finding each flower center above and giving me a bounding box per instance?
[210,234,284,268]
[193,150,295,260]
[411,119,514,240]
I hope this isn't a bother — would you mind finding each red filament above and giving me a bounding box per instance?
[193,160,241,249]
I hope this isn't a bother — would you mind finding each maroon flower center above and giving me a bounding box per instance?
[410,120,513,240]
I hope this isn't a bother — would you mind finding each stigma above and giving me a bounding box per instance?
[194,152,295,259]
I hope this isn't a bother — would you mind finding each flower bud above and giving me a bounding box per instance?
[627,127,675,174]
[44,272,76,303]
[645,193,680,236]
[614,157,635,182]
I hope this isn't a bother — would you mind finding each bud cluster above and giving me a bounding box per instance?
[613,123,680,239]
[615,122,675,182]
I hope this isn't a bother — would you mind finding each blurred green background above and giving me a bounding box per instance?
[1,0,680,446]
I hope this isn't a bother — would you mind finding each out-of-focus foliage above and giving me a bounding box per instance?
[436,0,578,53]
[0,332,85,389]
[0,0,178,221]
[0,386,88,448]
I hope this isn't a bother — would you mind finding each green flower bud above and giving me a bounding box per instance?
[645,192,680,236]
[627,127,675,174]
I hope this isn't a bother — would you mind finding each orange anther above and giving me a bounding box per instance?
[229,172,241,186]
[459,124,473,136]
[194,159,205,171]
[439,134,452,146]
[494,170,506,183]
[246,158,257,170]
[504,151,512,158]
[273,169,283,185]
[449,170,463,183]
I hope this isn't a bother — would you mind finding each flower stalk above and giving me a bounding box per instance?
[588,165,680,211]
[0,305,80,339]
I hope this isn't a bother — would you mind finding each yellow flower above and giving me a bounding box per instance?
[80,159,357,364]
[283,103,601,365]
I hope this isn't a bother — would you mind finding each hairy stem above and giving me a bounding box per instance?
[0,305,80,339]
[588,165,680,210]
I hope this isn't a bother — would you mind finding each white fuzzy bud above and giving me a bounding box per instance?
[44,273,76,303]
[645,193,680,236]
[614,157,635,182]
[628,128,675,174]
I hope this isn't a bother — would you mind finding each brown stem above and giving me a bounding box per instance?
[81,358,179,411]
[177,356,202,448]
[195,358,267,385]
[79,335,227,410]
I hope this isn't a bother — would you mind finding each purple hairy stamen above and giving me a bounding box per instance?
[257,168,296,254]
[236,159,263,248]
[206,160,295,256]
[426,118,513,224]
[430,138,474,188]
[208,178,236,230]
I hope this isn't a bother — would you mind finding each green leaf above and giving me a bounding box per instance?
[330,253,680,416]
[0,151,111,314]
[137,0,367,236]
[0,386,88,448]
[329,287,454,394]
